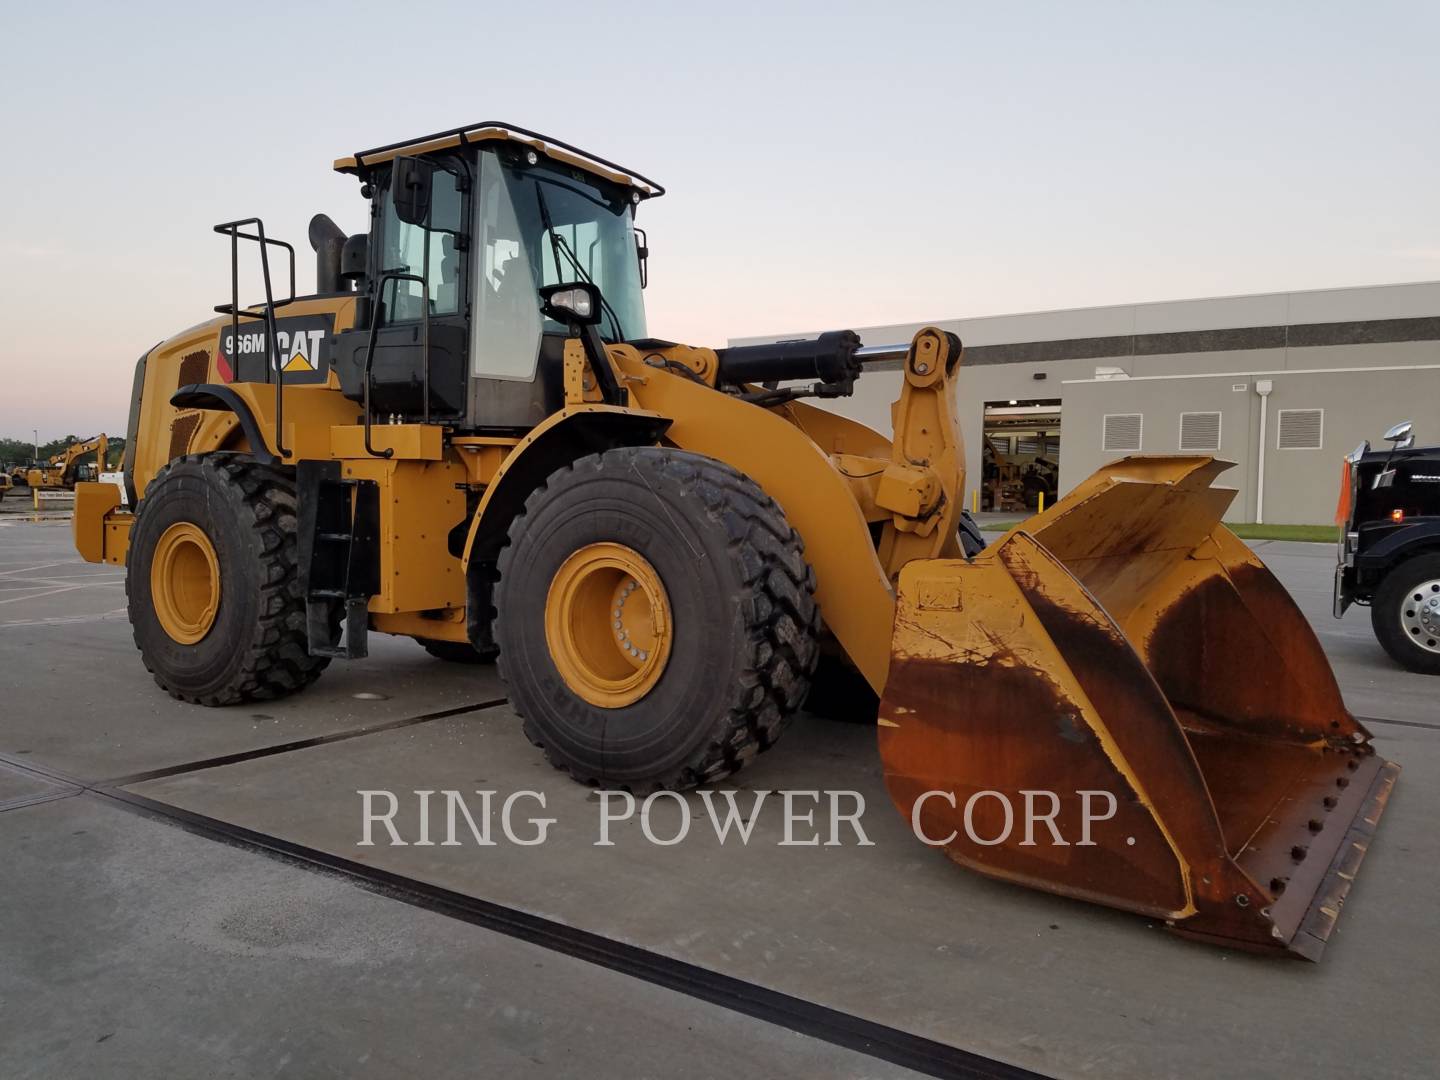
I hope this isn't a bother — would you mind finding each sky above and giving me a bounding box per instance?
[1,0,1437,441]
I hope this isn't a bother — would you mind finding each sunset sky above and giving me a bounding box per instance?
[2,0,1437,441]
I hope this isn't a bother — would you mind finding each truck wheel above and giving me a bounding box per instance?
[127,455,329,705]
[1371,552,1440,675]
[415,637,496,664]
[494,447,820,790]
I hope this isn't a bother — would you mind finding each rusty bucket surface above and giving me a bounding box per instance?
[878,456,1398,959]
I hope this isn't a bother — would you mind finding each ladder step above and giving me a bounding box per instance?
[309,588,349,599]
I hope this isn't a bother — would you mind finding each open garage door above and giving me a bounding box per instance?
[982,398,1060,512]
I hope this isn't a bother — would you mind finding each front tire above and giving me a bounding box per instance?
[1371,553,1440,675]
[127,455,329,704]
[494,447,820,790]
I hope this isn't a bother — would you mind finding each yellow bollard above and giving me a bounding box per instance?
[1038,491,1045,513]
[971,490,978,514]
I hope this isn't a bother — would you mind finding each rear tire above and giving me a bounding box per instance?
[1371,553,1440,675]
[127,455,329,705]
[494,447,820,790]
[415,636,496,664]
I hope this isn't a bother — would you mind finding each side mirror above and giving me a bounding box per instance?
[391,156,434,226]
[1397,433,1416,450]
[540,282,603,327]
[635,227,649,289]
[1383,420,1413,443]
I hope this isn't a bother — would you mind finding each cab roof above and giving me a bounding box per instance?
[333,121,665,199]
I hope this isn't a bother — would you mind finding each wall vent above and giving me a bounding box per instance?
[1102,413,1143,452]
[1277,409,1324,450]
[1179,411,1222,452]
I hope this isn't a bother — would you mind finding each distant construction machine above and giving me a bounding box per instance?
[19,434,109,490]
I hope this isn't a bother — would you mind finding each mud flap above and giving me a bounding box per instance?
[878,456,1399,959]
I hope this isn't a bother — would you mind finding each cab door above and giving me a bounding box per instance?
[337,154,472,419]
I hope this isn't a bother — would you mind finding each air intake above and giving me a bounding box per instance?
[1277,409,1324,450]
[1102,413,1143,452]
[1179,411,1221,452]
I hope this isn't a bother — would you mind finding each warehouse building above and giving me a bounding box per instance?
[733,281,1440,524]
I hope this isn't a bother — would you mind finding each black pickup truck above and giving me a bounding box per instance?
[1335,421,1440,674]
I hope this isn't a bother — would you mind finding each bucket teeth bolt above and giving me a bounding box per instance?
[1291,844,1308,862]
[1336,776,1350,789]
[1323,795,1338,809]
[1308,819,1324,833]
[1269,877,1288,894]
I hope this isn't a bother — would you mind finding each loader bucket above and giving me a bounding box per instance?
[878,456,1398,959]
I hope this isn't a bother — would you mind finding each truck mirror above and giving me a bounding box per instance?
[391,156,434,226]
[1383,420,1413,443]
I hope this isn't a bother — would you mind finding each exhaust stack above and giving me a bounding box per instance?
[308,213,348,295]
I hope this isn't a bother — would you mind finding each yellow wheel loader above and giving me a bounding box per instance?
[73,122,1397,959]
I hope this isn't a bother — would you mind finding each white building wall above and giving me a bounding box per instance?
[734,282,1440,525]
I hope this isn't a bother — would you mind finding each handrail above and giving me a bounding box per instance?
[213,218,297,459]
[358,270,431,459]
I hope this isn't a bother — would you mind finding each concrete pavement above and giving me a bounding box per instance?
[1,518,1435,1079]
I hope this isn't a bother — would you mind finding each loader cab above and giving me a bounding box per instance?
[332,128,657,432]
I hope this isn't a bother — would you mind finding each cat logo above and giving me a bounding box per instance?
[217,314,334,385]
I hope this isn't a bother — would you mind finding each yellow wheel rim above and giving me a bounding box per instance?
[545,542,673,709]
[151,521,221,645]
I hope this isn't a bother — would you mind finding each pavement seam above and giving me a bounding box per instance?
[0,788,83,813]
[88,785,1051,1080]
[104,698,512,788]
[0,698,510,791]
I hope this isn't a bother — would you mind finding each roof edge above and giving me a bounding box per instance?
[333,121,664,198]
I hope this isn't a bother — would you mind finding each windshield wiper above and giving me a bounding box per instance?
[533,182,626,342]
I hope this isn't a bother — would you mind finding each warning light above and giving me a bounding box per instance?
[1392,508,1405,523]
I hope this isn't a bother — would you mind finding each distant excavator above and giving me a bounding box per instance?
[17,434,109,490]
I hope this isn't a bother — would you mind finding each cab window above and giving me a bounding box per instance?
[377,165,464,323]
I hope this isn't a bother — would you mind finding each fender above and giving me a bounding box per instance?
[460,405,672,648]
[1357,517,1440,573]
[171,383,278,465]
[614,352,899,692]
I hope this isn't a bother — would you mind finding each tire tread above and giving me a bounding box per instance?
[494,447,820,790]
[127,454,328,705]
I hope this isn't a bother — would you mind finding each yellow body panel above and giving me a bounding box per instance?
[330,424,445,461]
[73,482,125,564]
[371,608,468,643]
[128,296,358,497]
[339,457,468,615]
